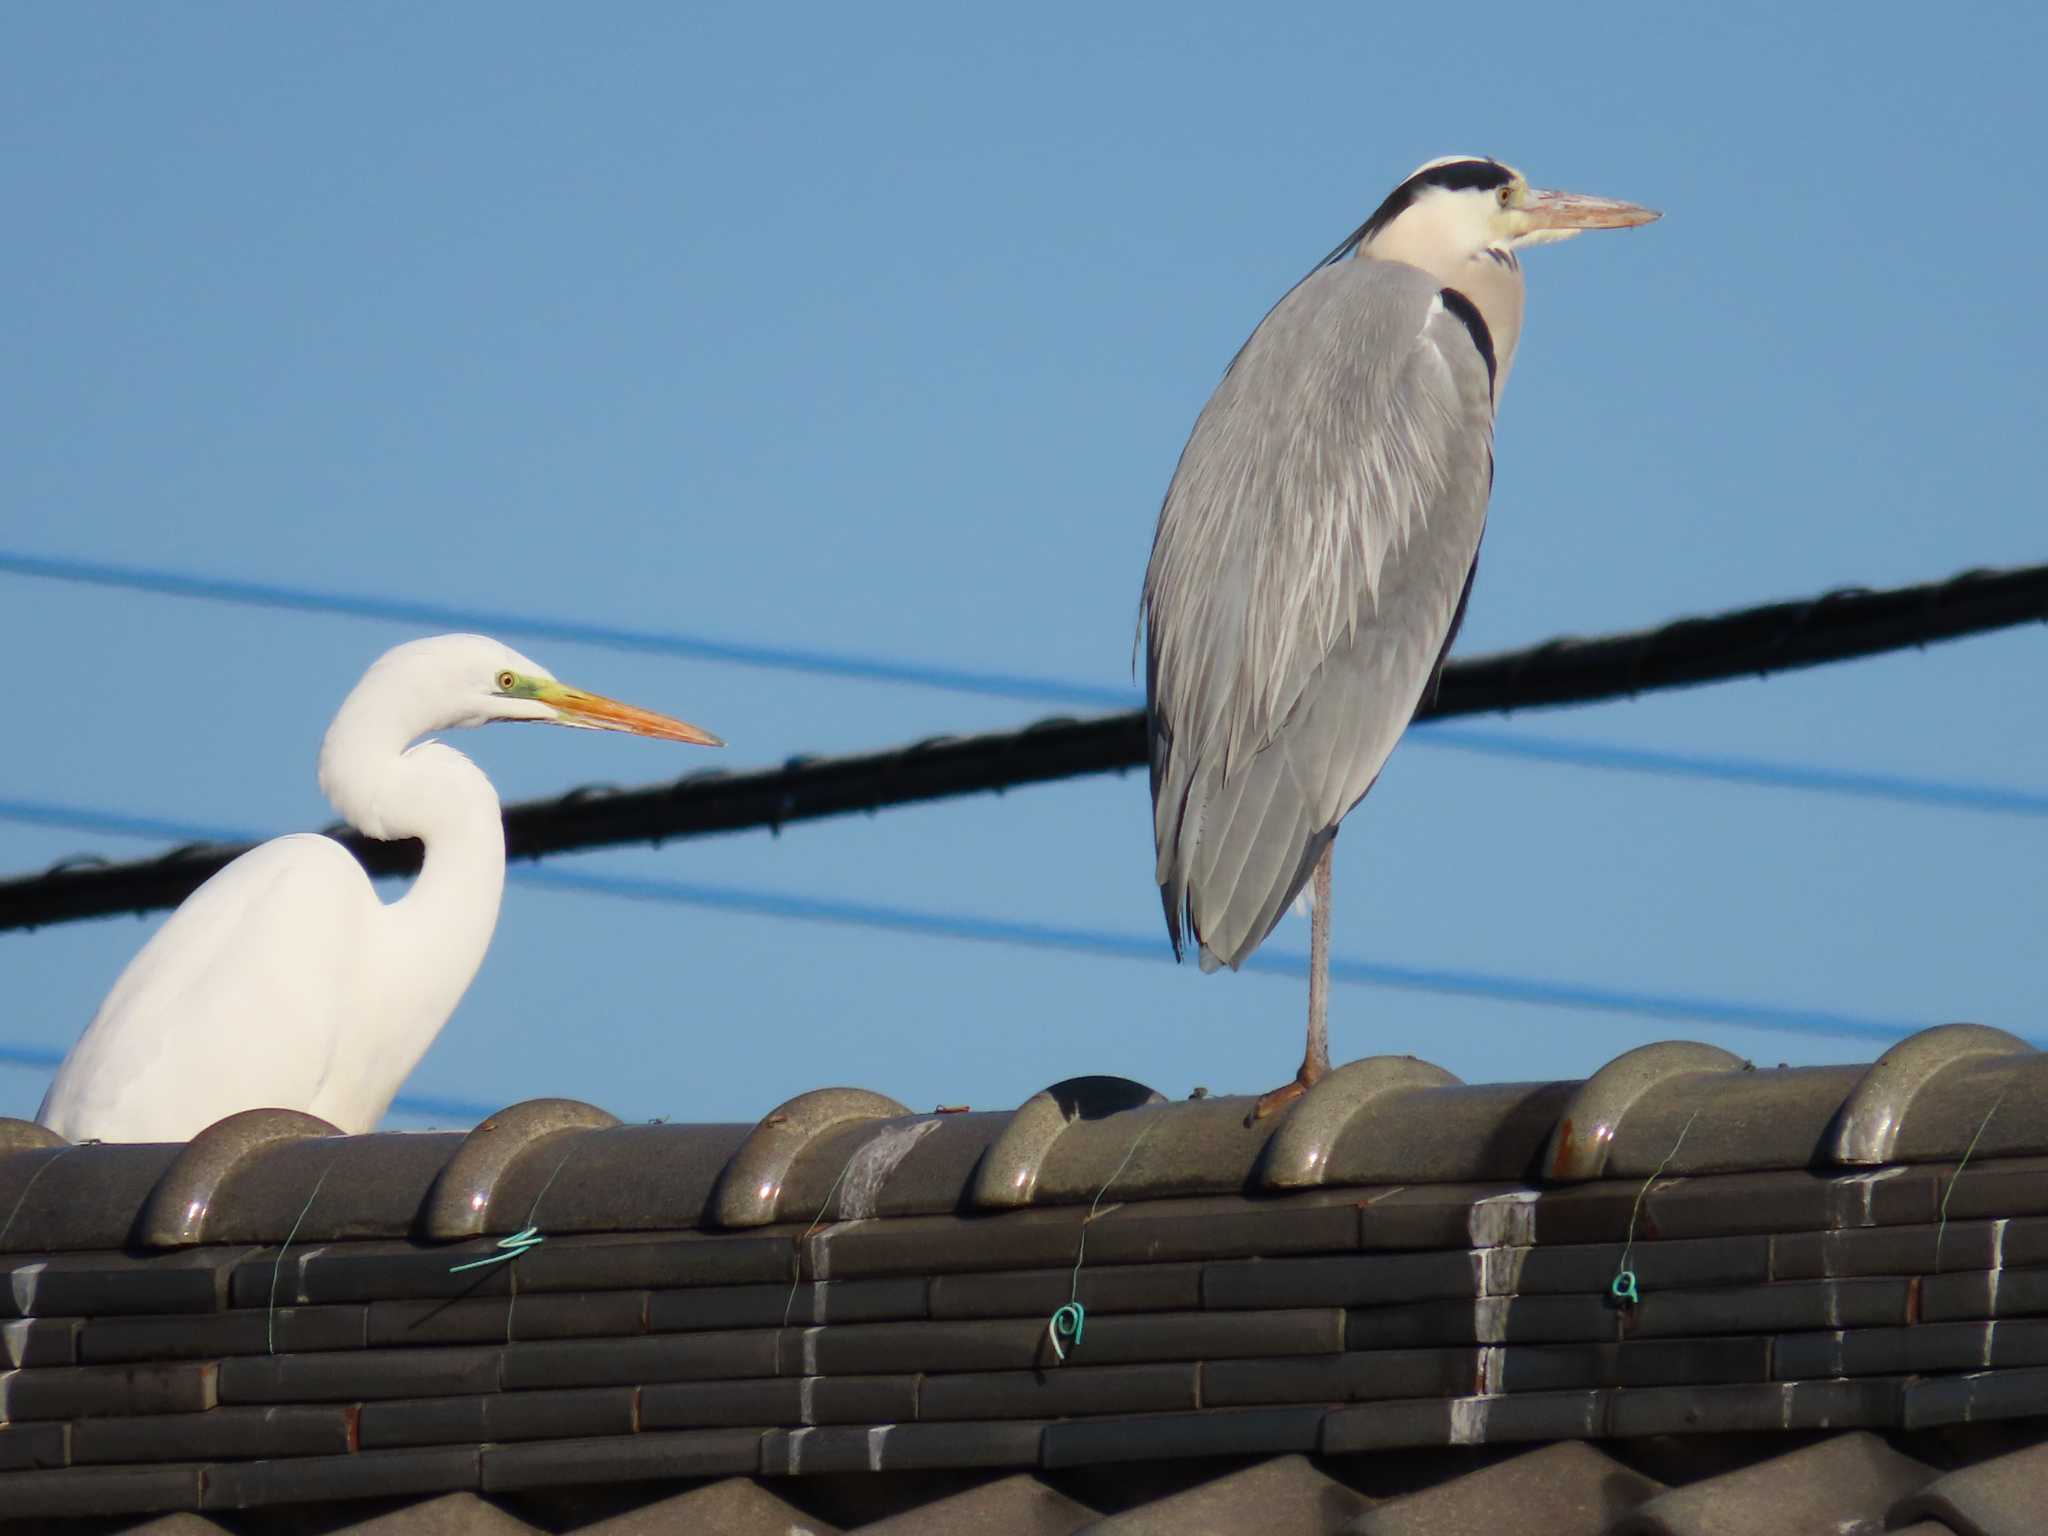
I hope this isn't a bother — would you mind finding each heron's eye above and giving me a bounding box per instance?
[1497,186,1514,208]
[495,670,517,692]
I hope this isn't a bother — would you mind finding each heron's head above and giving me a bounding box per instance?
[1353,156,1659,267]
[348,634,724,746]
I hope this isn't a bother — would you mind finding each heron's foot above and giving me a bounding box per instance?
[1245,1060,1325,1127]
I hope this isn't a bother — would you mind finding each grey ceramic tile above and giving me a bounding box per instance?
[479,1428,764,1491]
[12,1249,252,1318]
[514,1232,795,1291]
[1317,1397,1456,1453]
[1076,1194,1368,1266]
[1041,1406,1325,1467]
[1201,1251,1475,1310]
[1,1317,76,1367]
[0,1145,181,1256]
[200,1445,481,1509]
[1771,1221,2000,1280]
[647,1276,927,1331]
[1905,1366,2048,1428]
[1508,1235,1771,1294]
[500,1328,780,1389]
[228,1242,513,1307]
[811,1210,1090,1281]
[78,1305,366,1363]
[1923,1266,2048,1322]
[919,1362,1197,1421]
[640,1373,917,1429]
[928,1264,1204,1320]
[366,1289,648,1347]
[358,1386,637,1449]
[1628,1277,1911,1337]
[1203,1347,1479,1407]
[218,1345,501,1403]
[0,1420,69,1471]
[71,1405,355,1464]
[0,1359,218,1420]
[0,1462,204,1519]
[1494,1336,1771,1393]
[1346,1294,1618,1350]
[1605,1377,1905,1437]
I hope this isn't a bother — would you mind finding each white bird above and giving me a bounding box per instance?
[37,634,721,1143]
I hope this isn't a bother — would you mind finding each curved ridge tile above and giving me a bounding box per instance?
[0,1118,66,1154]
[971,1076,1166,1209]
[1606,1064,1869,1177]
[1830,1022,2035,1167]
[1887,1049,2048,1166]
[134,1108,343,1249]
[1024,1092,1276,1206]
[1316,1079,1575,1186]
[711,1087,912,1228]
[1257,1055,1462,1190]
[420,1098,621,1240]
[1544,1041,1747,1183]
[0,1141,181,1252]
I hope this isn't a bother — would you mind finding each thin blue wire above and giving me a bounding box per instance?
[4,547,2043,818]
[0,796,2033,1050]
[0,549,1130,710]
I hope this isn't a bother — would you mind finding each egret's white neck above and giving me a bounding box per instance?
[316,694,508,1116]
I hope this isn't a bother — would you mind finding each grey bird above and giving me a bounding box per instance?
[1141,156,1659,1118]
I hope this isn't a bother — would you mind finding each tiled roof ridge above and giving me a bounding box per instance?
[2,1024,2042,1253]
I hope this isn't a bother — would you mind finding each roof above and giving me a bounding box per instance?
[2,1023,2046,1532]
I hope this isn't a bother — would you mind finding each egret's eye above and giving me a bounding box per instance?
[1497,186,1514,208]
[495,670,517,692]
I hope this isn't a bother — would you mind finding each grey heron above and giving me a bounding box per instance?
[1141,156,1659,1118]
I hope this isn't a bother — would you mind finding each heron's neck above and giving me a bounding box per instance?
[1364,220,1527,401]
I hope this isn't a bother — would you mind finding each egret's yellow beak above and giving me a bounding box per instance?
[536,682,723,747]
[1523,188,1661,231]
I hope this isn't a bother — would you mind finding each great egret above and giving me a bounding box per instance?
[36,633,721,1143]
[1141,156,1659,1117]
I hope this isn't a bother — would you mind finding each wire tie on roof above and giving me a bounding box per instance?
[268,1155,341,1354]
[448,1225,544,1272]
[1609,1109,1700,1311]
[1935,1088,2008,1273]
[1048,1113,1161,1365]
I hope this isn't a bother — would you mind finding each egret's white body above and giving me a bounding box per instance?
[37,634,720,1143]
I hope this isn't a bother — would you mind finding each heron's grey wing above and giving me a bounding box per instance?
[1143,258,1496,969]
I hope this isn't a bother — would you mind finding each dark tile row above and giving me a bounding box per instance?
[6,1367,2048,1522]
[12,1161,2048,1316]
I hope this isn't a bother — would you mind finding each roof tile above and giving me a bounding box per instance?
[357,1385,637,1449]
[1889,1441,2048,1536]
[561,1476,838,1535]
[71,1403,355,1463]
[1,1358,217,1420]
[1614,1430,1933,1535]
[1344,1441,1661,1534]
[918,1362,1198,1421]
[640,1371,917,1430]
[218,1343,501,1403]
[851,1470,1096,1536]
[199,1445,482,1510]
[477,1427,762,1493]
[1075,1453,1369,1535]
[1042,1406,1326,1467]
[0,1461,204,1519]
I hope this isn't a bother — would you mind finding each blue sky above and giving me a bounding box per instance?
[4,5,2044,1133]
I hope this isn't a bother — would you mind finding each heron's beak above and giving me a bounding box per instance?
[537,682,724,746]
[1523,188,1661,231]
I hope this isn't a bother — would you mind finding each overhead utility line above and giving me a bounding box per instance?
[2,561,2040,934]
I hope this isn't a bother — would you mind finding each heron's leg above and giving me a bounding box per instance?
[1303,841,1334,1081]
[1250,841,1335,1122]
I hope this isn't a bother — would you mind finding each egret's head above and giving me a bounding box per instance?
[1352,155,1659,266]
[352,634,723,746]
